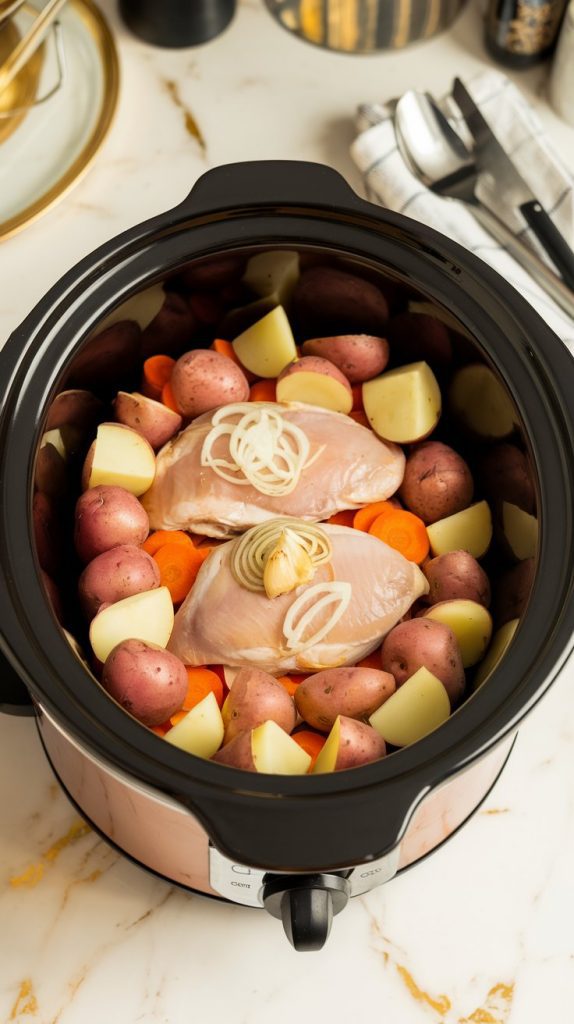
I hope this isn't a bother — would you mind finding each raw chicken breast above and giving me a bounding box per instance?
[168,525,428,673]
[142,403,405,537]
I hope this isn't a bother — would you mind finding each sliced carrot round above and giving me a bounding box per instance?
[292,730,326,771]
[353,501,396,533]
[369,509,429,564]
[276,675,302,697]
[153,542,210,603]
[161,379,182,415]
[351,383,364,411]
[142,355,176,401]
[356,648,383,670]
[143,530,195,556]
[183,666,224,710]
[326,509,355,527]
[249,379,277,403]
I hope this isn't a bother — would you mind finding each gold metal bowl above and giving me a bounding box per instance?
[0,16,43,144]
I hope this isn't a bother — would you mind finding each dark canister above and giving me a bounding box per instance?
[118,0,236,47]
[485,0,568,66]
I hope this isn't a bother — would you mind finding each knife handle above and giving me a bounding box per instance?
[519,200,574,292]
[472,204,574,321]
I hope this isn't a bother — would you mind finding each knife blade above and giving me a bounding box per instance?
[452,77,574,291]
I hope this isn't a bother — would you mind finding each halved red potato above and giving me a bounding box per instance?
[114,392,182,450]
[449,364,518,440]
[74,485,149,563]
[301,335,389,384]
[102,639,188,727]
[369,667,450,746]
[474,619,519,689]
[293,267,389,338]
[295,667,395,732]
[171,349,250,418]
[46,389,103,431]
[164,692,224,757]
[82,423,156,496]
[213,720,311,774]
[312,715,386,772]
[89,586,174,663]
[242,250,300,306]
[232,306,297,378]
[276,356,353,414]
[501,502,538,561]
[426,501,493,560]
[222,668,296,744]
[422,599,493,668]
[363,361,441,443]
[387,311,452,368]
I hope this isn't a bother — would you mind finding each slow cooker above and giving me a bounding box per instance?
[2,161,574,951]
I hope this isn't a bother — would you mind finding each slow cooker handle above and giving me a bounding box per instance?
[175,160,365,218]
[0,648,34,716]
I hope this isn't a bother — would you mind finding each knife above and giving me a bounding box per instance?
[452,77,574,292]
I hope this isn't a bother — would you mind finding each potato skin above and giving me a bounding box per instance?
[494,558,535,626]
[388,312,452,368]
[140,291,197,359]
[211,730,255,770]
[78,544,160,619]
[479,443,535,514]
[301,335,389,384]
[40,569,63,623]
[33,491,61,577]
[400,441,474,525]
[423,551,491,608]
[102,639,187,727]
[380,618,465,705]
[295,667,395,732]
[74,485,149,562]
[332,716,386,770]
[223,668,296,743]
[293,267,389,338]
[277,355,352,391]
[171,349,249,418]
[114,392,182,450]
[69,321,141,394]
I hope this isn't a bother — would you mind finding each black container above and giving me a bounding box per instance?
[119,0,236,47]
[1,162,574,949]
[485,0,568,66]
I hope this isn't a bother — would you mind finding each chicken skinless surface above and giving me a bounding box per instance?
[141,403,405,538]
[168,525,429,673]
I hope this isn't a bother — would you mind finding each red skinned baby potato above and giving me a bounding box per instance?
[222,667,296,744]
[380,618,465,705]
[319,717,387,771]
[423,551,491,608]
[140,291,197,359]
[78,544,160,620]
[494,558,535,626]
[399,441,474,525]
[102,639,187,727]
[387,312,452,368]
[295,667,395,732]
[40,569,63,623]
[171,349,250,418]
[33,491,61,577]
[74,485,149,563]
[478,443,535,514]
[293,267,389,338]
[69,322,141,392]
[300,335,390,384]
[114,391,182,450]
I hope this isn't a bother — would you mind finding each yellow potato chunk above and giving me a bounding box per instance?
[165,692,224,758]
[87,423,156,496]
[276,371,353,413]
[362,361,441,443]
[96,284,165,333]
[502,502,538,560]
[424,599,493,668]
[474,618,520,689]
[426,500,492,559]
[243,251,300,306]
[251,720,311,774]
[369,667,450,747]
[89,587,174,663]
[232,306,297,378]
[449,364,517,439]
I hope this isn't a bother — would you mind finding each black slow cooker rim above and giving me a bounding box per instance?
[2,163,574,814]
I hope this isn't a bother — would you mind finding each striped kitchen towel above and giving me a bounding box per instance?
[350,70,574,346]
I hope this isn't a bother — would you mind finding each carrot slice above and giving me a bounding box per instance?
[350,410,370,428]
[249,379,277,403]
[356,649,382,670]
[353,501,396,533]
[153,543,212,603]
[161,379,182,414]
[212,338,240,363]
[369,509,430,564]
[169,710,188,727]
[276,675,302,697]
[326,509,355,527]
[151,722,171,737]
[143,530,195,556]
[292,730,326,771]
[351,383,364,411]
[142,355,176,401]
[183,666,224,710]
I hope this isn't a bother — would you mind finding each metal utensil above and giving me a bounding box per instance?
[452,77,574,292]
[0,0,26,26]
[0,0,67,98]
[394,91,574,320]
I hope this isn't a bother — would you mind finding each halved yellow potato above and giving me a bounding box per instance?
[474,618,520,689]
[89,587,174,663]
[449,364,517,439]
[312,715,386,773]
[251,720,311,774]
[426,501,492,559]
[424,599,493,668]
[86,423,156,496]
[362,361,441,442]
[232,306,297,378]
[502,502,538,560]
[96,284,165,334]
[40,428,67,461]
[276,358,353,414]
[369,667,450,747]
[165,692,224,758]
[243,250,300,306]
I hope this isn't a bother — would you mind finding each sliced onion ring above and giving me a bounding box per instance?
[230,517,332,592]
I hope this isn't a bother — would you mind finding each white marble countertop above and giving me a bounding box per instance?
[1,1,574,1020]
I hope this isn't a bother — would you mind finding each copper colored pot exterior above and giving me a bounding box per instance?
[38,707,513,900]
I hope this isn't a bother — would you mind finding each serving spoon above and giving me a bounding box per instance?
[394,90,574,320]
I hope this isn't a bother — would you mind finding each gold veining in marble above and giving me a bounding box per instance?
[163,78,206,154]
[459,982,515,1024]
[9,819,91,888]
[9,979,38,1019]
[481,808,510,815]
[395,963,452,1015]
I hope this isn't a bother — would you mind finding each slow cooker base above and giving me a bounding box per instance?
[37,720,516,906]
